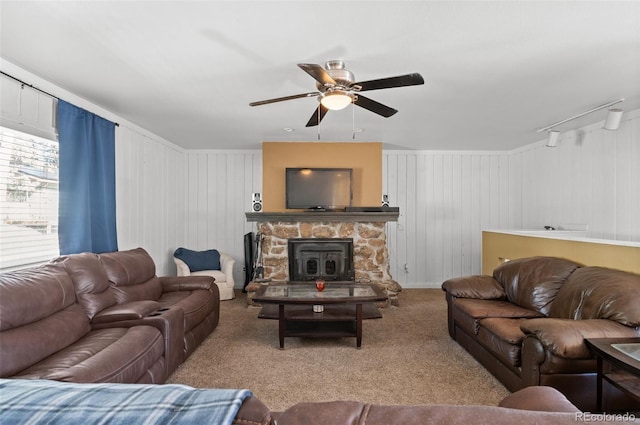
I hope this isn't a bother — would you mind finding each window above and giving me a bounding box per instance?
[0,126,59,272]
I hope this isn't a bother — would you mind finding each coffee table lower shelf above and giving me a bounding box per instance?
[258,303,382,349]
[258,303,382,320]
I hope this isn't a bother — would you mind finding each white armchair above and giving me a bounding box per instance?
[174,252,236,300]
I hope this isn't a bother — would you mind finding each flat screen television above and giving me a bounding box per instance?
[286,168,353,210]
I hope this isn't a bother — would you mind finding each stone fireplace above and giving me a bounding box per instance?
[246,211,402,305]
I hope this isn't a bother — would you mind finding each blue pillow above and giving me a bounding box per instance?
[174,247,221,272]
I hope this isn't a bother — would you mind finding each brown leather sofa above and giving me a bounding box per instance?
[442,256,640,412]
[236,386,589,425]
[214,384,618,425]
[0,247,219,383]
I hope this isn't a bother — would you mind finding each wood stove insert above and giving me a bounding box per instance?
[288,238,354,282]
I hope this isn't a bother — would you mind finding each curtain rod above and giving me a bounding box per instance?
[0,70,119,127]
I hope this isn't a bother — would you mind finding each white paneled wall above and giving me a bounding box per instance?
[182,150,262,285]
[383,152,512,288]
[117,138,263,281]
[115,126,187,275]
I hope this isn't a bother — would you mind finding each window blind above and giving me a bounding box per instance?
[0,126,59,272]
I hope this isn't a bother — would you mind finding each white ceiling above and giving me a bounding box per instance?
[1,1,639,151]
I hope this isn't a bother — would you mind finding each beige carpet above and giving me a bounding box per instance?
[166,288,509,411]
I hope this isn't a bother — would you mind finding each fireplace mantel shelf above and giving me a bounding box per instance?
[245,211,399,223]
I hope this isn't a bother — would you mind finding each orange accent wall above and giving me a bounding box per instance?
[262,142,382,212]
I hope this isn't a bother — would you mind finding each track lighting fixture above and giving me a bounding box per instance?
[537,98,624,147]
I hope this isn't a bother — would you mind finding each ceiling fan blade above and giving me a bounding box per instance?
[305,105,329,127]
[353,95,397,117]
[353,73,424,92]
[250,92,319,106]
[298,63,337,86]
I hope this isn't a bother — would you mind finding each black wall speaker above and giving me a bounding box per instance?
[251,192,262,212]
[381,194,390,207]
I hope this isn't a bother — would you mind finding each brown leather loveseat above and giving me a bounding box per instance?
[0,247,219,384]
[441,256,640,412]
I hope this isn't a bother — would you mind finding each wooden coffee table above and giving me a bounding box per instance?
[253,282,388,349]
[585,337,640,412]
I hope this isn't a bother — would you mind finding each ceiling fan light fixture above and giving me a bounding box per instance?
[320,91,353,110]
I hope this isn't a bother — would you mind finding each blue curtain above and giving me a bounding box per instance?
[58,100,118,254]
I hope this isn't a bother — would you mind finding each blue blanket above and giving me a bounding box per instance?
[0,379,252,425]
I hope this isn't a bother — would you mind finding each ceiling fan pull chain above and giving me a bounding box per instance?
[352,102,356,140]
[317,106,321,140]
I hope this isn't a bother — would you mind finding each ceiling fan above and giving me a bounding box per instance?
[249,60,424,127]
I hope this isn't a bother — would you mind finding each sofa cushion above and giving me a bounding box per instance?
[452,298,542,335]
[477,318,529,367]
[54,253,117,320]
[1,304,91,378]
[13,326,165,383]
[0,262,77,330]
[0,263,92,377]
[100,248,162,303]
[520,317,640,359]
[453,298,544,320]
[549,266,640,326]
[493,257,582,316]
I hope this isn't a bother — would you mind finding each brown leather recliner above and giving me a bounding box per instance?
[0,263,166,383]
[442,256,640,412]
[98,247,220,359]
[53,251,186,377]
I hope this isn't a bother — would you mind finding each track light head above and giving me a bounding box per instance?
[603,108,623,130]
[546,130,560,147]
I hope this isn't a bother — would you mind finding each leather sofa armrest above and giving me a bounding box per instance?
[232,395,274,425]
[91,301,160,324]
[498,386,580,412]
[520,318,640,359]
[441,275,506,299]
[159,276,214,292]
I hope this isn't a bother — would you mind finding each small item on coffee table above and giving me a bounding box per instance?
[313,304,324,313]
[315,278,325,291]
